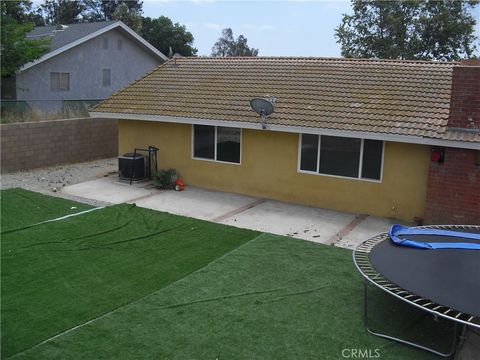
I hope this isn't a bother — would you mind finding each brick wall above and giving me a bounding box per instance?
[1,117,118,173]
[447,60,480,129]
[425,147,480,224]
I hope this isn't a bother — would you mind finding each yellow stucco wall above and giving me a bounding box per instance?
[119,120,431,221]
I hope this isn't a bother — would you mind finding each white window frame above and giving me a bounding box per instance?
[50,72,70,92]
[191,125,242,165]
[102,69,111,87]
[297,133,384,183]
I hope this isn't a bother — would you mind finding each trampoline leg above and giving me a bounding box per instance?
[363,281,460,358]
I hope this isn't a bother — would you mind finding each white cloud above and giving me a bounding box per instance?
[184,22,198,29]
[146,0,176,3]
[190,0,216,4]
[145,0,214,2]
[203,22,227,30]
[240,24,274,32]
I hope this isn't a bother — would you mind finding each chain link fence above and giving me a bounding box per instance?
[0,99,102,124]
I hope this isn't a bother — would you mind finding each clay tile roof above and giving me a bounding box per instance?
[91,56,479,143]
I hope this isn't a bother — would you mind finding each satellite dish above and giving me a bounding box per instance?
[250,98,275,118]
[250,97,275,129]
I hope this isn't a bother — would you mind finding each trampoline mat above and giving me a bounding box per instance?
[370,230,480,317]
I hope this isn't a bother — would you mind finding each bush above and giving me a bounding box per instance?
[154,168,178,189]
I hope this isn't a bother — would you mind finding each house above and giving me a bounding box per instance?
[15,21,167,112]
[89,57,480,224]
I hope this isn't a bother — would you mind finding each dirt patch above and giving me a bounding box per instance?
[1,158,117,206]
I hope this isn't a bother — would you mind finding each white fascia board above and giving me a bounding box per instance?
[88,112,480,150]
[115,22,168,61]
[20,21,167,72]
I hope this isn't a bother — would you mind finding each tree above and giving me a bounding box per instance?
[39,0,85,25]
[211,28,258,57]
[335,0,479,61]
[2,0,44,25]
[141,16,197,56]
[83,0,142,22]
[111,2,141,32]
[1,1,50,77]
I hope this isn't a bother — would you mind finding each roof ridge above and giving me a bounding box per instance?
[176,56,459,65]
[32,20,118,29]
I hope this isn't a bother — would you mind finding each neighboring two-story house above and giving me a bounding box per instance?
[16,21,167,112]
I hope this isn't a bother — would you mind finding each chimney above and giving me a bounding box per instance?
[447,59,480,130]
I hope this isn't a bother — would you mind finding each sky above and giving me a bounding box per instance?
[30,0,480,57]
[142,0,354,57]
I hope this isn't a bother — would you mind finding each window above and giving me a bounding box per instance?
[300,134,319,172]
[217,127,241,163]
[319,136,361,177]
[361,139,384,180]
[117,39,123,50]
[102,37,108,49]
[193,125,215,159]
[50,72,70,91]
[193,125,241,164]
[102,69,111,87]
[299,134,384,181]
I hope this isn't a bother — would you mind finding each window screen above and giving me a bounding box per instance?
[361,139,383,180]
[102,37,108,49]
[117,39,123,50]
[319,136,361,177]
[50,72,59,91]
[216,127,240,163]
[102,69,111,87]
[60,73,69,90]
[193,125,241,163]
[299,134,383,180]
[300,134,319,172]
[193,125,215,160]
[50,72,69,91]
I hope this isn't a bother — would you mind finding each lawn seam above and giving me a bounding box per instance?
[1,206,105,235]
[7,232,266,359]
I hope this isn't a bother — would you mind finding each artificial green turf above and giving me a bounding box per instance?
[11,234,438,360]
[1,190,259,358]
[2,189,440,360]
[0,188,92,232]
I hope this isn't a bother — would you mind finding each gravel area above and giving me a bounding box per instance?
[1,158,118,207]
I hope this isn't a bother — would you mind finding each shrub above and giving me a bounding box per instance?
[154,168,178,189]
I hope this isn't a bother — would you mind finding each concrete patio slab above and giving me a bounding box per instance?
[134,187,259,221]
[336,215,400,250]
[61,177,399,248]
[61,178,156,204]
[220,199,358,244]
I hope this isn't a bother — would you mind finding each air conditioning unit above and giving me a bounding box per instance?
[118,153,146,180]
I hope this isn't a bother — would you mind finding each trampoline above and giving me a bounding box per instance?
[353,225,480,357]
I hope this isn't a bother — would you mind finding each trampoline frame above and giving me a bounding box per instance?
[353,225,480,357]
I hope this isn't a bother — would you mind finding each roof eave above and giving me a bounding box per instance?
[20,21,167,72]
[88,112,480,150]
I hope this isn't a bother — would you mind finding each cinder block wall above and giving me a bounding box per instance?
[425,147,480,224]
[1,118,118,173]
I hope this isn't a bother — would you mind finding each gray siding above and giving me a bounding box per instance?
[16,28,161,110]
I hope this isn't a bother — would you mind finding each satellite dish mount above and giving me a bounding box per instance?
[250,97,276,130]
